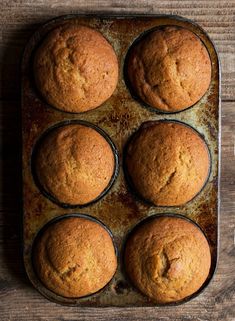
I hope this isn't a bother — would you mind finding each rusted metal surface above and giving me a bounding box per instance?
[22,14,220,306]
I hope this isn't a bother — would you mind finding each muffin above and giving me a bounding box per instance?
[124,216,211,303]
[34,24,118,113]
[33,216,117,297]
[126,26,211,112]
[34,123,116,205]
[125,121,210,206]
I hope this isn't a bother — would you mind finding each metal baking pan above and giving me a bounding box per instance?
[22,14,220,306]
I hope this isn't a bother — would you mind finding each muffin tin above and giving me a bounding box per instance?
[22,14,220,306]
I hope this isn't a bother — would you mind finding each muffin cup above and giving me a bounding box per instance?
[31,213,118,304]
[124,24,212,115]
[122,213,217,306]
[31,120,119,208]
[123,119,212,208]
[30,23,118,115]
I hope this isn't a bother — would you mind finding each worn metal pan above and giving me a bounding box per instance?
[22,14,220,306]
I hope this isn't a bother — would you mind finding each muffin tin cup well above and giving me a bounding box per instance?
[121,213,216,307]
[30,213,118,305]
[31,119,119,208]
[123,119,212,208]
[123,24,212,115]
[22,14,220,307]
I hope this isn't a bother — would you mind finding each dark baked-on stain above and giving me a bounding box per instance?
[124,121,210,206]
[126,26,211,112]
[124,216,211,303]
[34,24,118,113]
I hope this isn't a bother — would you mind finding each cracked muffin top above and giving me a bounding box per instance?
[124,216,211,303]
[125,121,210,206]
[126,26,211,112]
[34,123,115,205]
[33,216,117,297]
[34,24,118,113]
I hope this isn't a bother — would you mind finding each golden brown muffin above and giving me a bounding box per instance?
[35,123,115,205]
[126,26,211,112]
[33,216,117,297]
[124,216,211,303]
[34,24,118,113]
[125,121,210,206]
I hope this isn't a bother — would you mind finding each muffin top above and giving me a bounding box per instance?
[34,123,115,205]
[125,121,210,206]
[33,216,117,297]
[34,24,118,113]
[126,26,211,112]
[124,216,211,303]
